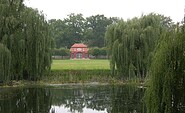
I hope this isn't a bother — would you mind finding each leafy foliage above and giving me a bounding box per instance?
[49,14,119,48]
[105,13,173,79]
[145,25,185,113]
[88,47,107,57]
[0,44,11,83]
[0,0,52,81]
[52,48,70,56]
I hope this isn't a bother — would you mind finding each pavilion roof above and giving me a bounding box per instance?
[71,43,87,48]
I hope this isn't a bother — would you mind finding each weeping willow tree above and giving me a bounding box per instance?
[12,7,52,80]
[145,24,185,113]
[0,0,24,82]
[0,44,11,83]
[105,13,172,80]
[0,0,52,81]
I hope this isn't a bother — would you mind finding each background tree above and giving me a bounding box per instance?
[49,13,85,48]
[48,14,119,49]
[48,19,65,48]
[63,13,85,48]
[84,15,118,47]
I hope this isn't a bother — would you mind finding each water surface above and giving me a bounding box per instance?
[0,84,146,113]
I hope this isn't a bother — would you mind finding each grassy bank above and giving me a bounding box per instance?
[41,70,144,85]
[42,69,114,84]
[41,59,144,85]
[1,60,143,87]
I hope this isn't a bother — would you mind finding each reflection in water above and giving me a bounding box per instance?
[0,85,146,113]
[0,87,52,113]
[50,106,107,113]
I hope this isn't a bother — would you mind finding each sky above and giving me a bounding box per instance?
[24,0,185,22]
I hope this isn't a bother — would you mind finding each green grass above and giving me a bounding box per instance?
[51,59,110,70]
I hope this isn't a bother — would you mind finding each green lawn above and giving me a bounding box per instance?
[51,59,110,70]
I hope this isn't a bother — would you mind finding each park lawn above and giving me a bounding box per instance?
[51,59,110,70]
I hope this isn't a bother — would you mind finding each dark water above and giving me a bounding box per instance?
[0,84,146,113]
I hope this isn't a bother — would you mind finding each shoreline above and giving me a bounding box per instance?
[0,70,145,88]
[0,79,145,88]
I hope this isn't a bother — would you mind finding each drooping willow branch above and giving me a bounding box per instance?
[105,14,169,80]
[0,0,52,82]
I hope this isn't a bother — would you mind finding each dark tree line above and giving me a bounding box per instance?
[0,0,52,82]
[48,13,119,48]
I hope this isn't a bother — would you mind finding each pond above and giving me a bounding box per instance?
[0,84,146,113]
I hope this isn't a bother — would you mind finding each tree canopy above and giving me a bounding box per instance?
[0,0,52,82]
[145,23,185,113]
[49,14,119,48]
[105,13,173,79]
[106,13,185,112]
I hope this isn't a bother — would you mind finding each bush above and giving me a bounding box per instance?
[52,48,70,56]
[88,47,107,58]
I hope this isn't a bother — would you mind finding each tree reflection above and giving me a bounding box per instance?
[50,86,111,112]
[110,85,146,113]
[49,85,146,113]
[0,87,52,113]
[0,85,146,113]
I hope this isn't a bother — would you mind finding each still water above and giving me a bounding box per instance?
[0,84,146,113]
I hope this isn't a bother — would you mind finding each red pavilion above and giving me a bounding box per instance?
[70,43,89,59]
